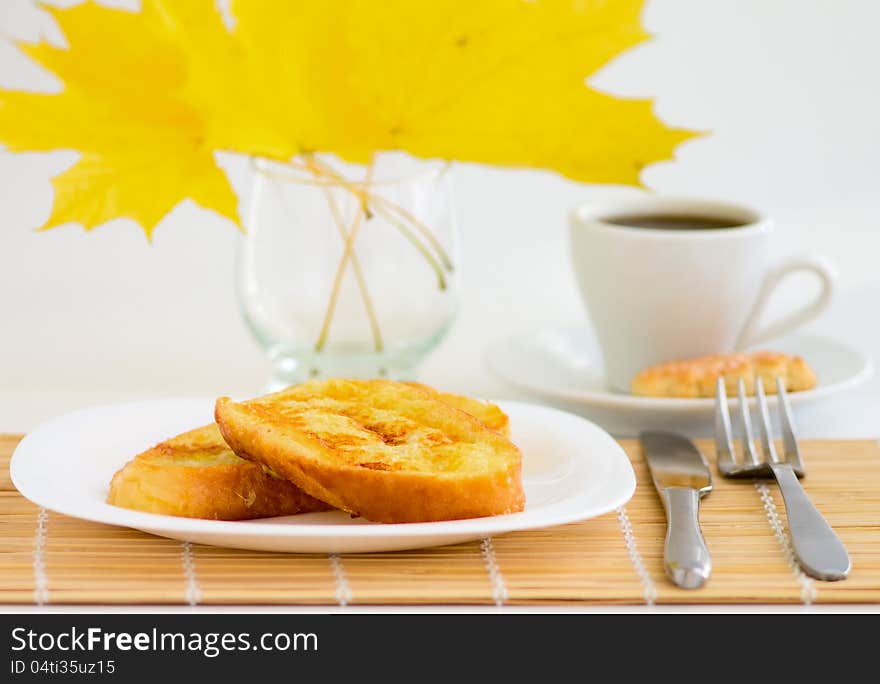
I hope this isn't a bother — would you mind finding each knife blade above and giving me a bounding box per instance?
[640,431,713,589]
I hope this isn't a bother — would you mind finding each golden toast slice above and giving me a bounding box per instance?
[215,379,525,523]
[107,424,330,520]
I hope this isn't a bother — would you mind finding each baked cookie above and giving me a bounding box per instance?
[631,351,817,398]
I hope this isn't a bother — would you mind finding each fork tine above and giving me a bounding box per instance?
[776,378,805,474]
[714,376,737,470]
[737,378,761,465]
[754,376,780,463]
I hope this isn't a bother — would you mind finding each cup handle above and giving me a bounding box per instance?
[736,255,837,349]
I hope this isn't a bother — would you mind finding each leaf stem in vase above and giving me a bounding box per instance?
[313,160,374,353]
[309,157,451,283]
[306,157,384,352]
[314,202,368,352]
[370,202,447,290]
[368,194,453,272]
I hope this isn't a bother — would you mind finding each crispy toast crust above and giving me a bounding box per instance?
[215,379,525,523]
[107,425,330,520]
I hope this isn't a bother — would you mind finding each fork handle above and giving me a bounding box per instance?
[662,488,711,589]
[770,464,851,581]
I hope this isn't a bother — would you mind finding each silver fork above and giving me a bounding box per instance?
[715,375,851,581]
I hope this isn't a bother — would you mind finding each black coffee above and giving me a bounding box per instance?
[603,213,747,230]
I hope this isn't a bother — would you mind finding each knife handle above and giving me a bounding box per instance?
[662,487,711,589]
[770,463,850,581]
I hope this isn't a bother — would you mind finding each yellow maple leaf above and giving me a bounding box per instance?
[0,1,240,237]
[209,0,694,183]
[148,0,310,163]
[0,0,696,235]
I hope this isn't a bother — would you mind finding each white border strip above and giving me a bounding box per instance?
[181,542,202,606]
[480,537,508,606]
[33,507,50,606]
[616,506,657,605]
[755,481,817,605]
[329,553,352,606]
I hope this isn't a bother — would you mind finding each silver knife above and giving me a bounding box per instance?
[640,431,713,589]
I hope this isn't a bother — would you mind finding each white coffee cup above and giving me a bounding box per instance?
[569,196,836,392]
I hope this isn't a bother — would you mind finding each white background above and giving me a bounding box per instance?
[2,0,879,431]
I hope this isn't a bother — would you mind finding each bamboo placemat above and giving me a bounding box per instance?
[2,433,878,605]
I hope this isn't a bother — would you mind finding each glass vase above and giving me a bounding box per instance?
[239,154,458,389]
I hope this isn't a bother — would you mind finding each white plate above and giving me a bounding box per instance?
[486,328,874,435]
[10,399,635,553]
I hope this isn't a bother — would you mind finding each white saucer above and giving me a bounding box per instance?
[10,399,635,554]
[486,327,873,436]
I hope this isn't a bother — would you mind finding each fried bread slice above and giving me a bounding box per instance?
[215,379,525,523]
[107,390,511,521]
[107,424,330,520]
